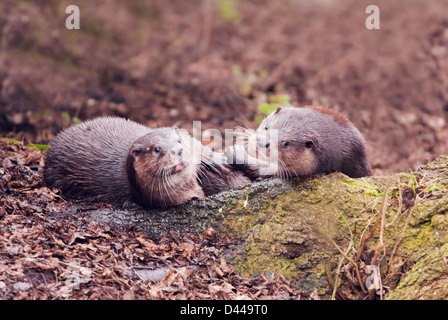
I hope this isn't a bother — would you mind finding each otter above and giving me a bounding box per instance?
[226,106,371,179]
[44,117,249,208]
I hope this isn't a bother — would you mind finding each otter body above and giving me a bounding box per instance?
[44,117,248,208]
[227,106,371,179]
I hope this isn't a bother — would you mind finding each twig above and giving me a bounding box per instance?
[327,212,355,300]
[354,210,379,263]
[329,242,352,300]
[389,189,425,264]
[332,240,367,294]
[371,185,391,266]
[369,185,391,300]
[386,180,403,228]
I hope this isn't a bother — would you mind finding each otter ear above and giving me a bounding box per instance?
[274,107,282,114]
[305,141,314,149]
[131,146,143,156]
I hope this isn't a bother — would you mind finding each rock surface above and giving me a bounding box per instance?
[87,156,448,299]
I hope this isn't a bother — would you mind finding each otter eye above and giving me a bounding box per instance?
[154,147,161,153]
[282,141,289,148]
[305,141,313,149]
[264,125,269,130]
[178,138,181,144]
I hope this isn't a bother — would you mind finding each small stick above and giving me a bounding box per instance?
[371,185,391,266]
[332,240,367,294]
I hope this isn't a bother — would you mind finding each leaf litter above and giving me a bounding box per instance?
[0,140,306,300]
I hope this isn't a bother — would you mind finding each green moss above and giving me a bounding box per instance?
[105,155,448,299]
[217,176,358,296]
[0,138,49,151]
[211,158,448,298]
[218,0,241,22]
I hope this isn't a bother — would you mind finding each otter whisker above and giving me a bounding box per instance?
[163,168,175,206]
[165,169,178,201]
[161,169,173,206]
[278,158,291,180]
[235,125,255,134]
[151,165,164,203]
[230,132,252,138]
[157,167,165,207]
[234,106,371,181]
[44,117,252,209]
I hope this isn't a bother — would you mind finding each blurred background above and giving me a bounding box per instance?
[0,0,447,175]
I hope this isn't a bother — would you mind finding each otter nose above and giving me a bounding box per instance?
[257,137,270,149]
[171,146,183,156]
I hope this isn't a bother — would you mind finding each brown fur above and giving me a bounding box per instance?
[44,117,249,208]
[198,163,250,196]
[304,105,351,126]
[227,106,371,179]
[125,128,205,207]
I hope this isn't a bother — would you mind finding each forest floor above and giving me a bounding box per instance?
[0,139,306,299]
[1,0,448,299]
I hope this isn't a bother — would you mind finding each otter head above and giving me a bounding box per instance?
[126,127,204,207]
[250,106,319,178]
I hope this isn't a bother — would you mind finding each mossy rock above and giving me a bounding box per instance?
[87,156,448,299]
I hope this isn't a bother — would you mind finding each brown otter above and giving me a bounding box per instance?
[44,117,249,208]
[226,106,371,179]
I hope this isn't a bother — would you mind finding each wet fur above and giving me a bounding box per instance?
[44,117,248,208]
[125,128,205,207]
[44,117,149,207]
[198,162,250,196]
[229,106,371,179]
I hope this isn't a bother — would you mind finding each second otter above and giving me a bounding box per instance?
[226,106,371,179]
